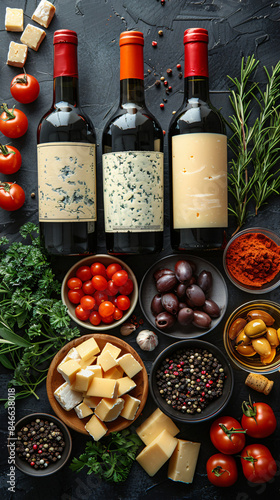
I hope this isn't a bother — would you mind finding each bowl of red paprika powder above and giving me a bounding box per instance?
[223,227,280,293]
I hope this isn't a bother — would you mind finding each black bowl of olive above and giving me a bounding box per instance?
[149,340,234,423]
[139,254,228,339]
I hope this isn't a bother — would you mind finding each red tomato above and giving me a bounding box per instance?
[89,310,101,326]
[92,274,108,291]
[0,144,22,174]
[106,280,119,296]
[91,262,107,277]
[210,416,246,454]
[101,314,114,324]
[113,307,123,321]
[0,182,25,211]
[240,444,277,484]
[99,301,115,318]
[82,280,95,295]
[112,270,128,286]
[241,398,277,438]
[76,265,92,282]
[0,104,28,138]
[10,73,40,104]
[106,263,122,279]
[80,295,96,311]
[93,290,109,306]
[68,288,84,304]
[75,304,91,321]
[119,278,134,295]
[67,277,82,290]
[116,295,130,311]
[206,453,238,487]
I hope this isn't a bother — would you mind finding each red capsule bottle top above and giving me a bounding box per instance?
[53,29,78,79]
[119,31,144,81]
[184,27,209,78]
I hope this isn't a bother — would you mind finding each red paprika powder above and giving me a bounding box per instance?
[226,232,280,287]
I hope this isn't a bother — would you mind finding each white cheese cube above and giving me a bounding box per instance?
[54,382,82,411]
[120,394,140,420]
[117,353,142,378]
[32,0,56,28]
[20,24,46,51]
[116,376,136,396]
[5,8,24,32]
[76,338,100,361]
[57,359,81,385]
[7,42,28,68]
[85,415,107,441]
[74,402,93,419]
[71,368,94,392]
[95,398,124,422]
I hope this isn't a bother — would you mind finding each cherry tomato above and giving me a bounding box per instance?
[89,310,102,326]
[68,288,84,304]
[75,304,91,321]
[111,296,118,307]
[106,280,119,296]
[91,262,107,277]
[210,416,246,454]
[92,274,108,291]
[101,314,114,324]
[106,262,122,279]
[113,307,123,321]
[0,182,25,211]
[67,277,82,290]
[119,278,134,295]
[82,280,95,295]
[76,265,92,282]
[80,295,96,311]
[10,73,40,104]
[0,144,22,174]
[112,270,128,286]
[93,290,109,306]
[206,453,238,487]
[0,104,28,138]
[241,397,277,438]
[116,295,130,311]
[99,301,115,318]
[240,444,277,484]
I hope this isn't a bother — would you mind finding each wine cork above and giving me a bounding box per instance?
[245,373,274,395]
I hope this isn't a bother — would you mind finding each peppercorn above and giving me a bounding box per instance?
[152,41,157,47]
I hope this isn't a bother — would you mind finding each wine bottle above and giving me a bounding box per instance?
[102,31,164,254]
[37,29,97,255]
[169,28,227,250]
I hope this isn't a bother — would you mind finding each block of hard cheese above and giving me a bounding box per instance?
[86,364,103,377]
[76,337,100,361]
[5,8,24,32]
[136,429,178,477]
[85,415,107,441]
[86,377,118,398]
[54,382,82,411]
[59,347,81,366]
[117,353,142,378]
[120,394,140,420]
[168,439,201,483]
[74,402,93,419]
[82,396,101,408]
[116,376,136,396]
[102,342,122,359]
[95,398,124,422]
[20,24,46,51]
[58,359,81,385]
[136,408,180,445]
[7,42,28,68]
[32,0,56,28]
[71,368,94,392]
[103,365,124,380]
[98,350,118,372]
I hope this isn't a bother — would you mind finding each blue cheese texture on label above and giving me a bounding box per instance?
[102,151,164,232]
[37,142,97,222]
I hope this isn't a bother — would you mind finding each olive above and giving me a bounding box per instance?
[156,274,178,293]
[186,284,205,307]
[251,337,272,357]
[178,302,187,310]
[153,268,174,281]
[246,309,275,326]
[174,283,187,299]
[261,348,276,365]
[174,260,193,283]
[155,311,176,330]
[235,344,256,356]
[192,310,211,329]
[161,293,179,315]
[228,317,247,340]
[235,329,251,346]
[151,294,164,316]
[197,270,213,293]
[187,260,197,274]
[266,327,279,348]
[203,299,220,318]
[177,307,194,326]
[244,319,267,339]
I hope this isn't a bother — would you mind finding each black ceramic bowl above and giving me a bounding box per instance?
[149,340,234,423]
[9,413,72,477]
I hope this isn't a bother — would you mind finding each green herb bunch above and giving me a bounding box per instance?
[70,429,142,483]
[0,223,80,402]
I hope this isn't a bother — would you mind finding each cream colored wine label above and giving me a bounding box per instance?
[37,142,96,222]
[172,133,228,229]
[102,151,164,232]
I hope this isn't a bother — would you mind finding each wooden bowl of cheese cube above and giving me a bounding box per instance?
[46,334,148,438]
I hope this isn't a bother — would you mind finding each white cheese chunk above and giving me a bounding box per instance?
[7,42,28,68]
[20,24,46,51]
[74,402,93,419]
[32,0,56,28]
[5,8,24,32]
[54,382,82,411]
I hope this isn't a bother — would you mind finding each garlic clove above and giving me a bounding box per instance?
[120,322,136,336]
[136,330,158,351]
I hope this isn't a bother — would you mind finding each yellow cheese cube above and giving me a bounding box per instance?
[95,398,124,422]
[120,394,140,420]
[74,402,93,419]
[98,350,118,372]
[116,376,136,396]
[58,360,81,386]
[20,24,46,52]
[85,415,107,441]
[59,347,81,366]
[117,353,142,378]
[168,439,201,483]
[76,338,100,361]
[102,342,121,359]
[78,355,97,369]
[71,369,94,392]
[5,8,24,32]
[103,365,124,380]
[86,364,103,377]
[7,42,28,68]
[136,429,178,477]
[82,396,101,408]
[86,377,118,398]
[136,408,180,445]
[32,0,56,28]
[54,382,82,411]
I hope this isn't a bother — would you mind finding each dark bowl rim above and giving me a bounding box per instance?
[149,339,234,423]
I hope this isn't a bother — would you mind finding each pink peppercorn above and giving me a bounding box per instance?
[152,41,157,47]
[160,103,165,109]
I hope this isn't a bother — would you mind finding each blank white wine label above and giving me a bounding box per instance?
[37,142,96,222]
[172,133,227,229]
[102,151,164,233]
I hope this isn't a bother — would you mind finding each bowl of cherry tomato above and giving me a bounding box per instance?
[61,255,138,331]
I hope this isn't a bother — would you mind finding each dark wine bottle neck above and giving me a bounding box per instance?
[184,76,209,101]
[120,79,145,106]
[53,76,79,106]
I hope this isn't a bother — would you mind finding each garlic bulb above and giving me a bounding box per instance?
[136,330,158,351]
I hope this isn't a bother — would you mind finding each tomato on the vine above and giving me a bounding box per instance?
[240,444,277,484]
[10,72,40,104]
[0,144,22,174]
[0,104,28,138]
[210,416,246,454]
[241,397,277,438]
[206,453,238,487]
[0,182,25,211]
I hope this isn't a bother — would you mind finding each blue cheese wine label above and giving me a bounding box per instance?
[102,151,164,232]
[37,142,96,222]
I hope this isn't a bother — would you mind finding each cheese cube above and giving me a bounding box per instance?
[32,0,56,28]
[95,398,124,422]
[168,439,201,483]
[74,402,93,419]
[71,369,94,392]
[117,353,142,378]
[136,408,180,445]
[78,354,97,369]
[83,396,101,408]
[7,42,28,68]
[136,430,178,477]
[87,377,118,398]
[59,347,81,364]
[20,24,46,51]
[86,364,103,377]
[85,415,107,441]
[98,350,118,372]
[120,394,140,420]
[102,342,122,359]
[58,359,81,385]
[54,382,82,411]
[103,365,124,380]
[5,8,24,32]
[117,376,136,396]
[76,338,100,361]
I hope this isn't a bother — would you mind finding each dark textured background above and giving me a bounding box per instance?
[1,1,280,499]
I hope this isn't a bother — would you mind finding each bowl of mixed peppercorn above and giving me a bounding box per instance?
[149,340,234,423]
[10,413,72,476]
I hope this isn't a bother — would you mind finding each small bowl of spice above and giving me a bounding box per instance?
[10,413,72,477]
[223,227,280,293]
[149,340,234,423]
